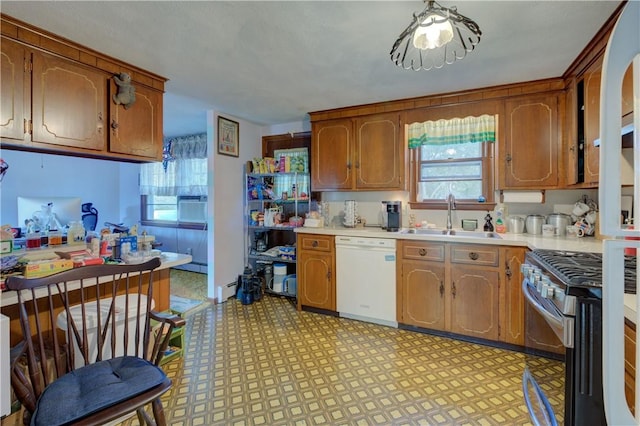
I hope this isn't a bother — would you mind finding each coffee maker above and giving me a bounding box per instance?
[382,201,402,232]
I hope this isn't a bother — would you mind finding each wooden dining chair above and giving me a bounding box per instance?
[6,258,185,426]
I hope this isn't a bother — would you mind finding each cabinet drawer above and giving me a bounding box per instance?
[401,241,445,262]
[298,234,333,252]
[450,244,499,266]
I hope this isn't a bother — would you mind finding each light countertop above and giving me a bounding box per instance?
[295,226,637,320]
[0,252,192,307]
[295,226,605,253]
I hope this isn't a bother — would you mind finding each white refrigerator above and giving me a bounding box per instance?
[600,1,640,425]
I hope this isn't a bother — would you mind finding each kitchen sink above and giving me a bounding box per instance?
[400,228,502,239]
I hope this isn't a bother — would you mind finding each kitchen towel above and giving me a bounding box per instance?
[500,190,544,203]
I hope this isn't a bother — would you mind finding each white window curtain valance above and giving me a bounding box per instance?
[408,114,496,148]
[168,133,207,159]
[140,133,208,196]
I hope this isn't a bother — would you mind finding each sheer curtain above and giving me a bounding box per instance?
[140,133,208,196]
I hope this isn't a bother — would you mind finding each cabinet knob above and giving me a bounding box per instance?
[418,248,427,256]
[451,282,457,298]
[98,112,103,121]
[439,281,444,297]
[505,266,513,278]
[312,240,318,248]
[111,120,119,130]
[505,154,512,163]
[468,252,479,261]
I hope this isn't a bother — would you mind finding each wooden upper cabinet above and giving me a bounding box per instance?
[31,51,106,151]
[621,63,634,118]
[108,80,163,160]
[354,113,404,190]
[0,38,28,141]
[502,93,560,188]
[583,56,602,184]
[311,112,404,191]
[1,15,166,162]
[577,59,632,186]
[564,79,579,186]
[311,119,353,190]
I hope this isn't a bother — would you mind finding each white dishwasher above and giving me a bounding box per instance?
[335,235,397,327]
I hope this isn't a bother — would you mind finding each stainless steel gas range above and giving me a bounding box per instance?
[521,249,637,426]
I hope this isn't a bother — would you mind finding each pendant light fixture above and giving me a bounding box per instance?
[390,0,481,71]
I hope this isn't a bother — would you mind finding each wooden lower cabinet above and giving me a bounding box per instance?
[296,234,336,311]
[625,319,636,415]
[450,266,500,340]
[400,259,446,331]
[1,268,171,346]
[399,240,501,342]
[502,247,526,345]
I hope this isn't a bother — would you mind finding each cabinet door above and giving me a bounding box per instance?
[449,266,500,340]
[624,320,636,415]
[311,119,353,190]
[502,247,525,345]
[31,51,106,151]
[503,94,559,188]
[109,81,162,160]
[354,113,404,190]
[297,251,335,311]
[564,79,579,186]
[621,64,634,118]
[0,38,28,142]
[583,56,602,184]
[400,259,446,331]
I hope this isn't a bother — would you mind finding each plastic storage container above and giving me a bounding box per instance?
[67,221,86,245]
[56,294,154,368]
[272,263,287,293]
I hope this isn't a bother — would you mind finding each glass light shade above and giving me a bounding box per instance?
[412,14,454,50]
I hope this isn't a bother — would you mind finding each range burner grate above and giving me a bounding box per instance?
[530,249,637,294]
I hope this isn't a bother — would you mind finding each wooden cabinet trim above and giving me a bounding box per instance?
[1,13,167,88]
[309,78,564,122]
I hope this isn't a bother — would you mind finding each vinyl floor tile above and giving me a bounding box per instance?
[118,295,564,425]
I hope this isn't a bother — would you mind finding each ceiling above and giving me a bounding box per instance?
[1,1,622,137]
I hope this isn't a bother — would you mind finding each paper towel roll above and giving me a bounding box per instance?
[500,191,545,203]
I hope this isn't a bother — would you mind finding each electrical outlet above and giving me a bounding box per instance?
[185,248,193,256]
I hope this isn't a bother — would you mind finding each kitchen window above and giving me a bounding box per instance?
[409,115,496,210]
[139,133,208,229]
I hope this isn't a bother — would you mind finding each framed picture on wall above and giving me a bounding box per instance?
[217,116,239,157]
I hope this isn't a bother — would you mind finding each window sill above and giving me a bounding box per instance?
[140,220,208,230]
[408,201,497,211]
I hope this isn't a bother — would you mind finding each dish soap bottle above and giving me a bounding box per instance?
[495,206,506,233]
[484,214,494,232]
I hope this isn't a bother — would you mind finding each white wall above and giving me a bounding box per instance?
[210,111,263,302]
[0,150,137,229]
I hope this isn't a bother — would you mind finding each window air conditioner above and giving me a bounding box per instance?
[177,197,207,223]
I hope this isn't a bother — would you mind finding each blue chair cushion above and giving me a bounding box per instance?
[31,356,167,426]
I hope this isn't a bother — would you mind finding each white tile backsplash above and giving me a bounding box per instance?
[317,189,601,230]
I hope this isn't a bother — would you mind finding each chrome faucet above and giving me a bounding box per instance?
[446,193,456,231]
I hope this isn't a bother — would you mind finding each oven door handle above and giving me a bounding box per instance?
[522,367,559,426]
[522,280,573,348]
